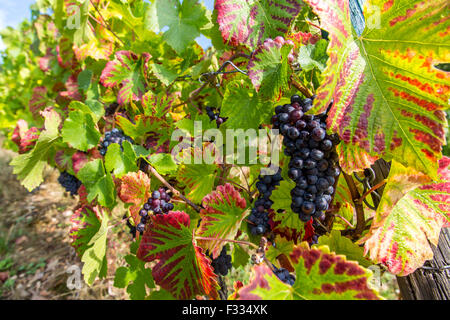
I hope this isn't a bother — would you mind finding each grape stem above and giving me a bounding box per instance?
[290,75,313,98]
[147,164,202,213]
[334,214,355,229]
[89,0,125,46]
[195,236,259,249]
[342,171,366,238]
[357,179,387,205]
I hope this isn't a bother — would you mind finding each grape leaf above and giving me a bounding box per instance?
[266,236,295,267]
[237,244,381,300]
[231,244,250,269]
[296,39,329,72]
[57,37,75,69]
[148,153,178,175]
[118,171,151,223]
[141,90,178,118]
[81,211,109,286]
[360,157,450,275]
[137,211,219,300]
[68,100,104,123]
[306,0,449,178]
[196,183,248,259]
[10,109,61,191]
[215,0,303,48]
[147,0,209,54]
[177,163,218,203]
[221,79,271,130]
[114,254,155,300]
[73,24,114,61]
[247,40,292,99]
[100,51,151,105]
[77,159,116,208]
[29,86,48,118]
[270,179,304,232]
[116,115,168,144]
[105,141,138,178]
[315,230,372,268]
[62,110,101,152]
[69,205,101,257]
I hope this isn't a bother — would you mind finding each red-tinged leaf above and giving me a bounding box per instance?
[29,86,48,118]
[100,51,151,105]
[236,244,381,300]
[118,171,151,222]
[19,127,40,154]
[307,0,449,178]
[141,91,177,118]
[73,25,114,61]
[11,120,29,146]
[57,37,76,69]
[72,151,89,174]
[137,211,219,300]
[196,183,248,259]
[69,205,102,256]
[360,157,450,275]
[247,38,293,98]
[215,0,303,48]
[58,74,83,102]
[39,48,54,72]
[116,114,169,144]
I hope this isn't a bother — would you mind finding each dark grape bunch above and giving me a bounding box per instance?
[57,171,82,196]
[209,246,233,276]
[248,168,283,235]
[99,128,133,156]
[272,94,340,223]
[273,266,296,286]
[205,106,228,128]
[135,187,174,233]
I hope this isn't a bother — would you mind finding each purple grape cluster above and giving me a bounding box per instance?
[57,171,82,196]
[210,246,232,276]
[248,168,283,235]
[273,266,296,286]
[135,187,174,233]
[272,94,340,223]
[206,106,227,128]
[99,128,133,156]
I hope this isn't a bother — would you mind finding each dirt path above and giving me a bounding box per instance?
[0,145,126,300]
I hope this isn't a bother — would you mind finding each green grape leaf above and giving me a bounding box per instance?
[315,230,372,268]
[270,179,304,232]
[68,100,104,123]
[147,153,178,175]
[77,159,116,208]
[177,162,217,203]
[116,115,168,144]
[148,0,209,54]
[296,39,329,72]
[221,80,271,130]
[196,183,248,259]
[81,212,109,286]
[71,0,94,47]
[237,244,381,300]
[232,244,250,269]
[215,0,303,48]
[360,157,450,275]
[62,110,101,152]
[114,254,155,300]
[137,211,219,300]
[247,40,292,99]
[142,90,178,118]
[307,0,449,178]
[105,141,138,178]
[10,109,61,191]
[69,205,102,257]
[118,171,152,223]
[100,51,151,105]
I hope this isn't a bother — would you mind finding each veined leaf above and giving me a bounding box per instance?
[270,179,304,232]
[62,110,101,151]
[100,51,151,105]
[116,115,168,144]
[69,205,102,257]
[360,157,450,275]
[236,244,381,300]
[105,141,138,178]
[118,171,151,223]
[306,0,449,178]
[10,109,61,191]
[177,162,218,203]
[196,183,248,259]
[215,0,303,48]
[137,211,219,300]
